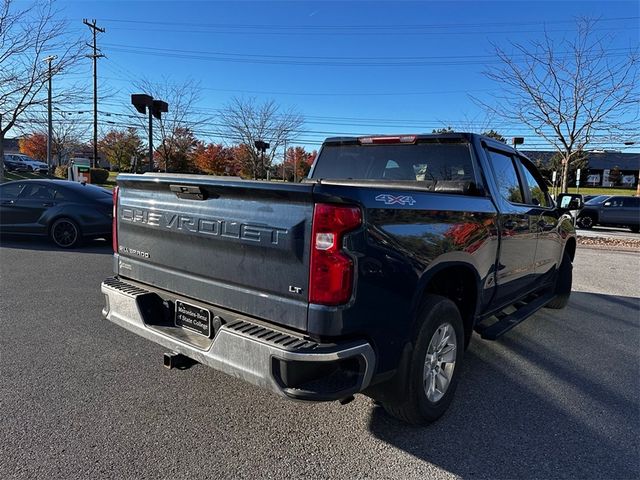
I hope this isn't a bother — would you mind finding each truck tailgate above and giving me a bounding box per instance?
[114,174,314,331]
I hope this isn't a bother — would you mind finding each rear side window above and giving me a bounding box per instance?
[604,197,624,207]
[312,143,475,185]
[20,184,55,200]
[622,197,640,208]
[487,150,524,204]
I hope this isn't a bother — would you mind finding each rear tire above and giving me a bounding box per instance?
[50,218,82,248]
[630,225,639,233]
[545,250,572,309]
[380,295,464,425]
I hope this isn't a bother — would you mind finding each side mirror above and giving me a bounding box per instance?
[557,193,583,211]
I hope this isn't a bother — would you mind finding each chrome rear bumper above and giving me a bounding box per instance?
[101,277,375,401]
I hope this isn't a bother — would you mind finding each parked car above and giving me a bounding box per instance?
[4,153,50,173]
[577,195,640,233]
[2,155,29,172]
[102,133,580,425]
[0,179,113,247]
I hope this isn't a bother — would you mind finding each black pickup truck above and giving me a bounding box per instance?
[101,133,580,424]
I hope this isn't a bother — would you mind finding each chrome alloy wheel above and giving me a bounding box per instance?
[423,322,457,403]
[52,219,78,247]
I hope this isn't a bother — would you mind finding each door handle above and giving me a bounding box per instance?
[1,200,14,205]
[42,202,54,207]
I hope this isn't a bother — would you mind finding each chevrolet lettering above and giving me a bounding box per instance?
[120,207,289,245]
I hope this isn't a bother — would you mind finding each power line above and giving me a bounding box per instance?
[99,16,640,35]
[102,43,633,62]
[103,44,633,67]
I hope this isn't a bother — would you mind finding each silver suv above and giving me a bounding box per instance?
[3,154,49,173]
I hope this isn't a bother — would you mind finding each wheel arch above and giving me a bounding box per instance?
[412,261,481,349]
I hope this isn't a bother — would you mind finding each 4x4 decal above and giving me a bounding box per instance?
[375,194,417,206]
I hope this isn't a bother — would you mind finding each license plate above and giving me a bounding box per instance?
[175,300,211,337]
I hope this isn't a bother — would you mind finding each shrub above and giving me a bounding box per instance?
[54,165,68,179]
[90,168,109,184]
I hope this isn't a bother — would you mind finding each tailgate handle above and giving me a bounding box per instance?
[170,184,209,200]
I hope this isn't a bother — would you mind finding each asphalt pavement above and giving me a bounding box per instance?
[1,238,638,480]
[576,225,639,241]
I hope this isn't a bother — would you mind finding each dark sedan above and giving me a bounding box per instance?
[0,180,113,248]
[577,195,640,233]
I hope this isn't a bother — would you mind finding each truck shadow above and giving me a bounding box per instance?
[367,291,640,479]
[0,235,112,254]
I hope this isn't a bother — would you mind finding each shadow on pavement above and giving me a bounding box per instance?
[368,291,640,479]
[0,234,112,254]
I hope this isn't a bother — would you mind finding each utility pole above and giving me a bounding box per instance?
[282,138,287,181]
[44,55,57,172]
[84,19,105,168]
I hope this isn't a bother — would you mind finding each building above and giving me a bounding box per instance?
[1,137,21,154]
[522,150,639,188]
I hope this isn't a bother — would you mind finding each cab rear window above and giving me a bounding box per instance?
[311,143,475,186]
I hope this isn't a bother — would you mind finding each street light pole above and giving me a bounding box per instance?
[253,140,270,180]
[44,55,57,172]
[131,94,168,174]
[148,107,153,172]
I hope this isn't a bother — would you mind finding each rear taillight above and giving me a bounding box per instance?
[112,186,119,253]
[309,203,362,306]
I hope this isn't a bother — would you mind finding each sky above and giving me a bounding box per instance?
[28,0,640,153]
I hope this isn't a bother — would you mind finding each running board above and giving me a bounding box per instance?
[474,292,555,340]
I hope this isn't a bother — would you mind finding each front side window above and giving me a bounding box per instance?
[518,159,550,207]
[585,195,609,205]
[0,182,25,199]
[488,150,523,204]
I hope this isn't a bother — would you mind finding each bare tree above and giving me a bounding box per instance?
[477,19,639,192]
[18,109,90,164]
[219,97,304,179]
[132,77,209,171]
[0,0,84,179]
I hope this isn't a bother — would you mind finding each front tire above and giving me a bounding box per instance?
[50,218,82,248]
[545,250,572,309]
[630,225,639,234]
[381,295,464,425]
[577,214,595,229]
